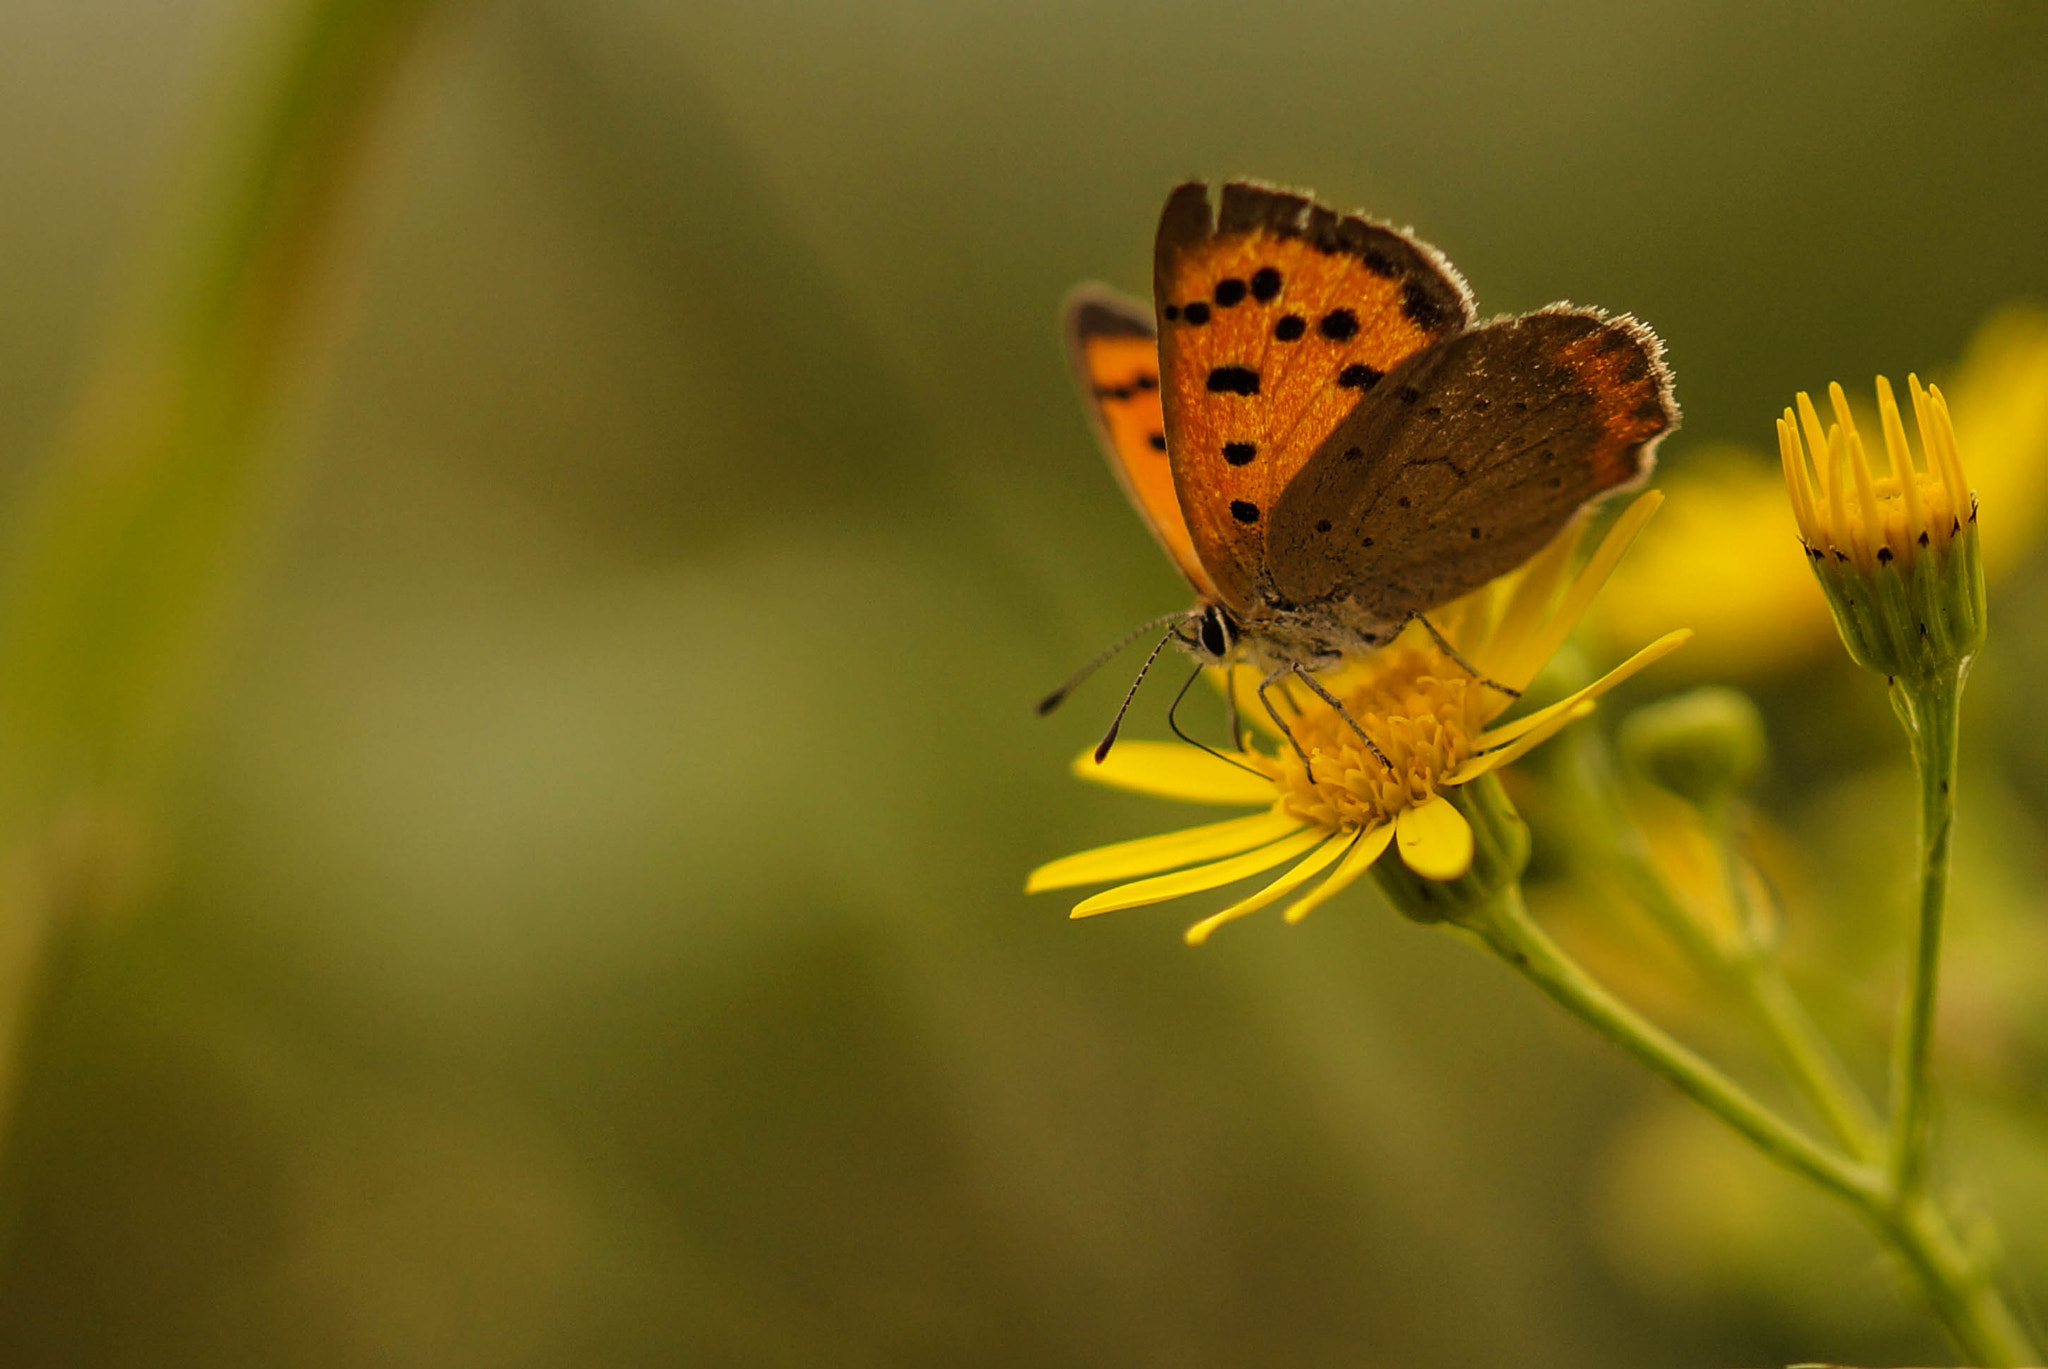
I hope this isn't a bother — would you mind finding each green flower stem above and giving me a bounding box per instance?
[1460,883,1881,1211]
[1880,1190,2039,1369]
[1888,668,1963,1200]
[1620,825,1885,1162]
[1708,800,1888,1165]
[1733,952,1885,1164]
[1564,732,1884,1160]
[1466,880,2039,1366]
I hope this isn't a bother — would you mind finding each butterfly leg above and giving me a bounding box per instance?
[1411,614,1521,699]
[1287,664,1395,774]
[1255,670,1318,783]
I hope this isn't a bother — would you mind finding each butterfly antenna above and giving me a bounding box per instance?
[1092,626,1179,763]
[1035,611,1183,716]
[1165,662,1265,779]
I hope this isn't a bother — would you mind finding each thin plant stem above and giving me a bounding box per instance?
[1888,668,1964,1199]
[1460,883,1880,1210]
[1466,880,2040,1365]
[1565,732,1885,1160]
[1879,1190,2040,1368]
[1735,951,1884,1164]
[1707,802,1886,1165]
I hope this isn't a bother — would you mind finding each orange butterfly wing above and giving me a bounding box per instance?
[1152,181,1475,615]
[1063,285,1218,599]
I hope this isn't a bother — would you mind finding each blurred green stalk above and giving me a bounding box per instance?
[1569,728,1886,1162]
[0,0,458,1136]
[1530,725,2035,1363]
[1468,875,2038,1364]
[1460,884,1882,1210]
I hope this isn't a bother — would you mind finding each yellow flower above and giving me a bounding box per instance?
[1027,493,1691,943]
[1778,374,1984,678]
[1778,375,1971,575]
[1588,306,2048,676]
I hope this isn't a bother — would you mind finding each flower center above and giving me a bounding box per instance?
[1829,472,1964,564]
[1250,646,1484,832]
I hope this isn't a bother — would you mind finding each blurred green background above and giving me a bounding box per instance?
[1,0,2046,1365]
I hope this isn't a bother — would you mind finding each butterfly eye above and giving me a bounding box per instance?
[1198,606,1234,660]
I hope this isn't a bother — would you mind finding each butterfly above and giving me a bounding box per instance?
[1049,179,1677,763]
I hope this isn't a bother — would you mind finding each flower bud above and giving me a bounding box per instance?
[1618,686,1766,812]
[1779,376,1986,683]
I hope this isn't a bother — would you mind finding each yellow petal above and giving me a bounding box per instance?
[1449,701,1595,783]
[1282,823,1395,923]
[1070,827,1326,918]
[1026,809,1302,893]
[1183,832,1350,944]
[1395,794,1474,882]
[1878,375,1928,538]
[1778,414,1819,542]
[1475,512,1589,682]
[1495,490,1662,687]
[1585,449,1835,679]
[1471,629,1693,754]
[1072,741,1273,805]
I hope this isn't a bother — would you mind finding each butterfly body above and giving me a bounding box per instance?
[1067,181,1676,694]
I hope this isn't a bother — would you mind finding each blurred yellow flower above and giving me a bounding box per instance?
[1590,306,2048,676]
[1028,494,1689,944]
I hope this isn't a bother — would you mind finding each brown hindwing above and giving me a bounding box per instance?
[1151,181,1476,614]
[1266,306,1676,619]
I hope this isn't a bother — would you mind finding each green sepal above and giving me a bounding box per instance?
[1806,514,1985,682]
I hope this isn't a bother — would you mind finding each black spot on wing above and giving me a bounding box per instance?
[1230,500,1260,523]
[1274,314,1306,341]
[1223,442,1256,465]
[1214,278,1247,307]
[1163,183,1476,343]
[1207,366,1260,395]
